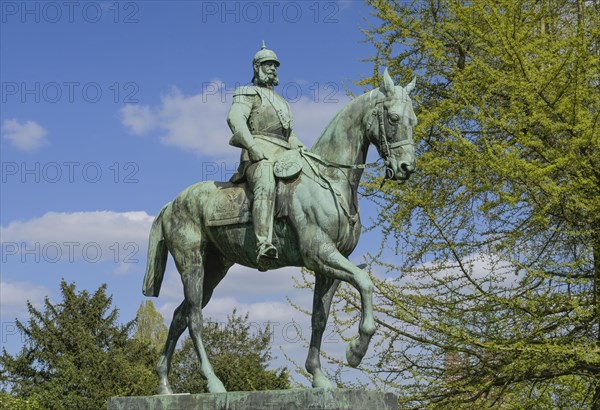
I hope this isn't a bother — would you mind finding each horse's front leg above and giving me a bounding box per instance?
[304,239,376,368]
[306,273,340,388]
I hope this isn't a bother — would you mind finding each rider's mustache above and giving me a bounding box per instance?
[258,70,279,85]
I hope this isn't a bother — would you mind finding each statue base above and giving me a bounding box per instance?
[108,388,398,410]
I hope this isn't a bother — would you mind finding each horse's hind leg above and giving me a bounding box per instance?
[180,256,227,393]
[156,300,188,395]
[306,274,340,388]
[201,246,233,309]
[155,249,231,395]
[166,207,226,393]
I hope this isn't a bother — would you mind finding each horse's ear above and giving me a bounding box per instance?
[382,68,395,96]
[405,76,416,93]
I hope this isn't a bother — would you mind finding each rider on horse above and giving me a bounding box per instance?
[227,41,306,269]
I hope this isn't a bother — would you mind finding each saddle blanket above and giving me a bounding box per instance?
[205,185,252,227]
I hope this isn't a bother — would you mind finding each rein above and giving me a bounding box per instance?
[300,150,383,170]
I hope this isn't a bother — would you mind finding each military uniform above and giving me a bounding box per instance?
[228,85,301,182]
[226,43,305,268]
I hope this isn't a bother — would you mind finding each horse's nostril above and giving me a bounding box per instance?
[401,162,414,173]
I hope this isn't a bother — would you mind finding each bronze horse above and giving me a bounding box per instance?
[142,69,417,393]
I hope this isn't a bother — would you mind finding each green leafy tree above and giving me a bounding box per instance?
[0,280,156,409]
[305,0,599,408]
[170,309,290,393]
[133,300,168,353]
[0,392,42,410]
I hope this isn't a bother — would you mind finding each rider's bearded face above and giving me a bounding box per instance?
[255,61,279,87]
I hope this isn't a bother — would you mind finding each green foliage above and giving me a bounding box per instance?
[170,309,290,393]
[313,0,599,407]
[0,280,156,409]
[133,300,168,352]
[0,392,42,410]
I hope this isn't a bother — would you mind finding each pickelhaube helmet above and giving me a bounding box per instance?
[253,41,280,67]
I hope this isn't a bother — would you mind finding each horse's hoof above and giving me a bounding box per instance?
[346,339,364,368]
[156,383,174,395]
[207,378,227,393]
[312,372,333,389]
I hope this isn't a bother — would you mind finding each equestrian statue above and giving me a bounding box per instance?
[142,42,417,394]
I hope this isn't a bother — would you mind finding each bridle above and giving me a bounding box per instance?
[366,95,414,179]
[300,92,414,176]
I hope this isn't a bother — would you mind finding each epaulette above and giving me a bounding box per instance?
[233,86,258,96]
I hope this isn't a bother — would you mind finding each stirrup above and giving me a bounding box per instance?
[256,243,277,272]
[257,242,278,260]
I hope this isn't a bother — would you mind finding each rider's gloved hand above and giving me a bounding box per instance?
[248,143,269,162]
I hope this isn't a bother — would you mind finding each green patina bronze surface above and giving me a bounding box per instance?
[108,388,399,410]
[139,42,417,395]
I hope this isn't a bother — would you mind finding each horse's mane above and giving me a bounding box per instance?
[310,87,383,152]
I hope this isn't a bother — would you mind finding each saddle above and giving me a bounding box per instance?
[205,149,357,228]
[205,150,303,227]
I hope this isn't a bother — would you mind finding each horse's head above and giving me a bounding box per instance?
[366,68,417,181]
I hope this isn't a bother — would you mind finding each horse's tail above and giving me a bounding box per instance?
[142,203,170,297]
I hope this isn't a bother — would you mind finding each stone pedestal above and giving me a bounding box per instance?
[108,388,398,410]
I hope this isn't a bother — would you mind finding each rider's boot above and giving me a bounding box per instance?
[253,197,277,271]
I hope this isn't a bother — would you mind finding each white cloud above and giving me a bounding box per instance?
[158,85,231,156]
[1,211,153,263]
[0,281,48,309]
[120,104,157,135]
[119,81,349,157]
[120,81,232,157]
[203,296,298,323]
[0,281,49,326]
[1,119,48,152]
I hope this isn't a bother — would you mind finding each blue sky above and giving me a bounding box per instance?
[1,0,398,386]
